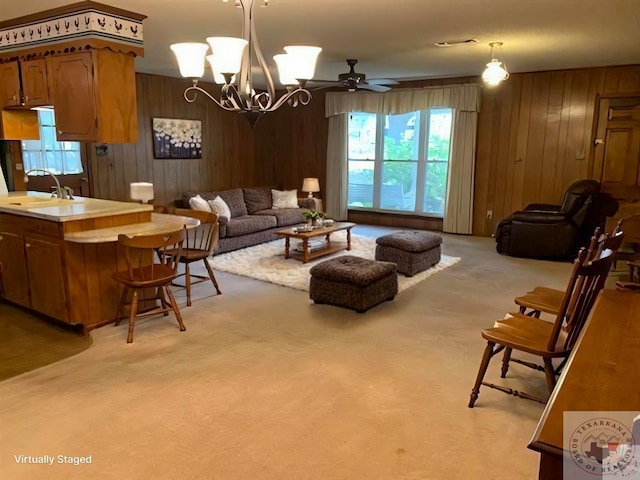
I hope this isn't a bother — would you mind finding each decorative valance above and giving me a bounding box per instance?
[325,84,481,117]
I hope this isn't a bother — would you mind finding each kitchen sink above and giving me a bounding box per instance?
[0,196,79,208]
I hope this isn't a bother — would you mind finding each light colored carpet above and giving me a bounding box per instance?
[210,233,460,292]
[1,227,596,480]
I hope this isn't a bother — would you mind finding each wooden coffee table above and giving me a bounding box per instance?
[274,222,356,263]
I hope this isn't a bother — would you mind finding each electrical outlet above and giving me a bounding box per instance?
[487,210,493,220]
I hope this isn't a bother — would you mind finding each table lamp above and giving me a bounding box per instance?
[302,178,320,198]
[130,182,154,204]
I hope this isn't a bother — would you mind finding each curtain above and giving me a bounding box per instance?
[325,114,348,220]
[443,111,477,234]
[324,84,481,232]
[0,158,8,194]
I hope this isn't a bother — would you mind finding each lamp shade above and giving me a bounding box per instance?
[170,43,209,78]
[283,46,322,80]
[206,54,236,84]
[206,37,248,74]
[130,182,154,203]
[302,177,320,197]
[273,54,298,86]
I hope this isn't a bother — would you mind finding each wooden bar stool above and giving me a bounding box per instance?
[112,228,186,343]
[161,209,222,306]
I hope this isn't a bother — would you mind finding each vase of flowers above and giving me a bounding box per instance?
[301,209,325,228]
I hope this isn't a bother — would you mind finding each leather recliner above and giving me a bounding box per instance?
[495,179,618,259]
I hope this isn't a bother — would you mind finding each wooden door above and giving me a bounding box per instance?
[0,231,30,307]
[20,58,50,106]
[592,96,640,200]
[24,235,68,322]
[47,52,97,142]
[0,62,21,107]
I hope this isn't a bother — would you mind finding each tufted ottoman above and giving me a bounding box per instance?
[309,255,397,313]
[375,231,442,277]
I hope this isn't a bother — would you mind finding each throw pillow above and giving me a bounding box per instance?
[189,194,212,212]
[271,189,298,209]
[208,196,232,221]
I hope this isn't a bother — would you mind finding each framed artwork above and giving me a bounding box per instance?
[152,118,202,159]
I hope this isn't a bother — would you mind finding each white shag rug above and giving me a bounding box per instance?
[209,232,461,293]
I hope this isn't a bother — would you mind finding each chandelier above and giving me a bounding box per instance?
[482,42,509,86]
[170,0,322,126]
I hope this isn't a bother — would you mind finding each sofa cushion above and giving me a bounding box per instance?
[243,187,273,214]
[208,196,231,221]
[272,189,299,209]
[188,194,212,212]
[254,208,303,227]
[225,215,277,238]
[184,189,247,218]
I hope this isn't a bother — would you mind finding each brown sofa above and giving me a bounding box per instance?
[181,187,315,254]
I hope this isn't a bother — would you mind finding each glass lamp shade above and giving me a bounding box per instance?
[206,55,236,84]
[206,37,248,74]
[283,46,322,80]
[482,59,509,86]
[273,54,299,86]
[130,182,154,203]
[170,43,209,78]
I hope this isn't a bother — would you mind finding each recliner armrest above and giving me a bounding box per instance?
[509,211,570,224]
[524,203,561,212]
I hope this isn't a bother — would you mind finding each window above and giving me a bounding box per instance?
[347,108,453,216]
[21,110,83,176]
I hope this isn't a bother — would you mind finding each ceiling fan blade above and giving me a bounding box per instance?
[367,78,400,85]
[359,84,391,93]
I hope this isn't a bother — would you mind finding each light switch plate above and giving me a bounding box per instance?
[16,163,23,171]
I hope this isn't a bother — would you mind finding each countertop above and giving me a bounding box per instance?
[65,213,199,243]
[0,191,153,222]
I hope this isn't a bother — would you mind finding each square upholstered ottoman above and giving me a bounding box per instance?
[309,255,398,313]
[375,231,442,277]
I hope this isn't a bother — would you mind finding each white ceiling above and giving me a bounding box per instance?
[3,0,640,85]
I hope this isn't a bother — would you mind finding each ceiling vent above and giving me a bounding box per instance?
[434,39,478,47]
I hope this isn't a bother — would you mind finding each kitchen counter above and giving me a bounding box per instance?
[65,213,199,243]
[0,191,152,222]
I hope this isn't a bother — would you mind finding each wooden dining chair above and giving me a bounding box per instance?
[514,224,624,318]
[112,229,186,343]
[468,246,617,408]
[161,208,222,306]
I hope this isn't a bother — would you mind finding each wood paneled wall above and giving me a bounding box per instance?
[474,65,640,236]
[86,66,640,236]
[88,73,260,207]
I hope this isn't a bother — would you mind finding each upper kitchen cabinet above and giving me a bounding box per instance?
[47,49,138,143]
[0,59,50,108]
[0,1,146,143]
[0,62,21,107]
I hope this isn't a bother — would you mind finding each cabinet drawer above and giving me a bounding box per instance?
[0,214,61,238]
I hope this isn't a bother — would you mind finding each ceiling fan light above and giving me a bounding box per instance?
[273,54,299,86]
[283,46,322,80]
[170,43,209,78]
[206,37,248,74]
[482,59,509,86]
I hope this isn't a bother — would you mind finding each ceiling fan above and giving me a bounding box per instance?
[314,59,399,92]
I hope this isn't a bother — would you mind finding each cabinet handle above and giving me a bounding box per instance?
[58,129,63,135]
[24,96,29,104]
[25,243,31,248]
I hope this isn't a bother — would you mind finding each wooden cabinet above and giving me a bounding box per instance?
[24,235,67,321]
[0,214,68,323]
[20,58,50,107]
[48,52,97,141]
[47,49,138,144]
[0,62,21,107]
[0,231,30,307]
[0,59,50,108]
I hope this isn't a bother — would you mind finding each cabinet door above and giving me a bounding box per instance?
[21,59,50,106]
[24,236,68,322]
[48,52,97,141]
[0,62,21,107]
[0,231,30,307]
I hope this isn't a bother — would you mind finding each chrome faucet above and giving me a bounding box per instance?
[23,169,74,200]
